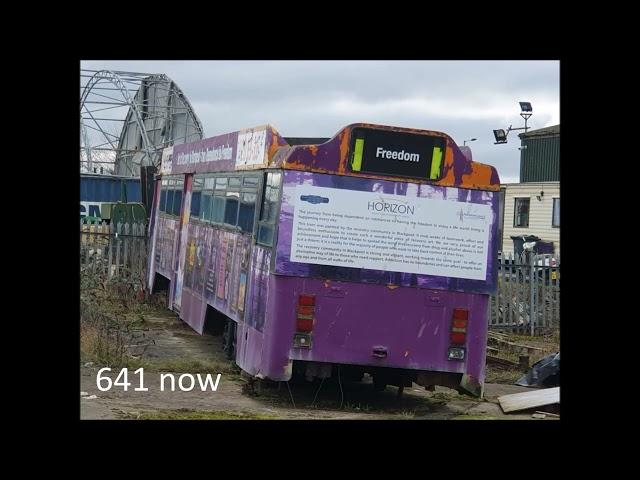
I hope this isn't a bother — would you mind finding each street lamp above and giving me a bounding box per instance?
[463,138,477,146]
[493,129,507,144]
[492,101,533,144]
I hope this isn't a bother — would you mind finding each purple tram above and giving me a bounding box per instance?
[147,123,500,396]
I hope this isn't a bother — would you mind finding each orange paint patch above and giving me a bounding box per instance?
[338,129,351,173]
[461,164,500,191]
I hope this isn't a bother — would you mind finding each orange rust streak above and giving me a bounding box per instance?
[437,147,457,186]
[461,164,497,190]
[338,129,351,173]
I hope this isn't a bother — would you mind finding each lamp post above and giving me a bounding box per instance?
[492,102,533,144]
[463,138,477,146]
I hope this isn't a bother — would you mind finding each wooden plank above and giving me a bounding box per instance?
[488,336,544,351]
[535,410,559,418]
[488,331,510,338]
[107,237,114,279]
[498,387,560,413]
[486,355,519,368]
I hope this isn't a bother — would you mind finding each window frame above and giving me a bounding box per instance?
[257,170,283,247]
[513,197,530,228]
[552,197,560,228]
[190,171,263,235]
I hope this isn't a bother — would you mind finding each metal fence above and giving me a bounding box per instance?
[80,220,148,281]
[489,252,561,335]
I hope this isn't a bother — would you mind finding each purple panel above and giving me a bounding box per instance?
[274,171,499,295]
[170,132,238,175]
[255,276,488,386]
[244,246,271,332]
[154,215,179,279]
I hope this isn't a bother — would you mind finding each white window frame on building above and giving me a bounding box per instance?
[514,197,530,228]
[552,197,560,228]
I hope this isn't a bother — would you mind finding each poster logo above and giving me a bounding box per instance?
[300,195,329,204]
[458,207,487,222]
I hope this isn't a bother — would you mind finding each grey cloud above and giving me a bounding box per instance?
[81,60,559,182]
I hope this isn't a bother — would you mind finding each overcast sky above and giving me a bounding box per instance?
[81,60,559,183]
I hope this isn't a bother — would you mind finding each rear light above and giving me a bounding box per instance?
[295,294,316,339]
[448,308,469,355]
[298,294,315,306]
[297,305,314,317]
[296,318,314,333]
[450,332,466,344]
[453,308,469,321]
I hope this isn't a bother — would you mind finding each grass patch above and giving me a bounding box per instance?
[81,268,173,368]
[145,358,239,376]
[485,366,522,384]
[119,408,277,420]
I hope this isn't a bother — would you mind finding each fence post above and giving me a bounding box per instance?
[530,252,536,336]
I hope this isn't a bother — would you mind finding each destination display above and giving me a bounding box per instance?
[349,128,446,180]
[290,185,492,281]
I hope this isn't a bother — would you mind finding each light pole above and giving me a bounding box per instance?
[492,101,533,144]
[463,138,477,146]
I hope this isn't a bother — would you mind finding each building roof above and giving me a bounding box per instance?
[518,124,559,139]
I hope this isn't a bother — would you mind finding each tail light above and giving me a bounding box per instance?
[448,308,469,361]
[296,294,315,333]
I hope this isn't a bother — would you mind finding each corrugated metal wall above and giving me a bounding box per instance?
[520,136,560,182]
[80,175,142,203]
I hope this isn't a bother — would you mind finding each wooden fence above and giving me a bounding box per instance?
[489,252,561,335]
[80,221,147,282]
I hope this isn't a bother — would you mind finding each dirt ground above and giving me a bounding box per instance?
[80,310,558,421]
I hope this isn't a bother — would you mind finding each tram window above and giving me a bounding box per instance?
[166,190,175,215]
[191,178,204,217]
[243,176,259,188]
[229,176,241,188]
[201,192,212,221]
[211,195,225,223]
[257,224,274,245]
[160,189,167,213]
[238,192,257,233]
[216,177,228,190]
[191,191,201,217]
[172,189,183,216]
[257,171,282,246]
[224,191,240,226]
[204,177,215,190]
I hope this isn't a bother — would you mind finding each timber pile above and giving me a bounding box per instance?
[486,331,543,370]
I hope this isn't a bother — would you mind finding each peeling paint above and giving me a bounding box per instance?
[417,323,426,338]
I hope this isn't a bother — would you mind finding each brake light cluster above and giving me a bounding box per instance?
[448,308,469,361]
[293,294,315,348]
[296,294,315,332]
